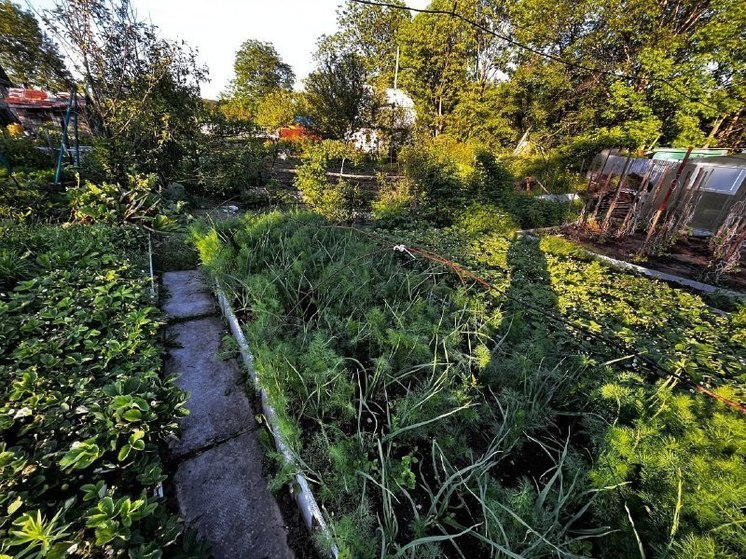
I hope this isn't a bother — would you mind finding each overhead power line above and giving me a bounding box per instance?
[349,0,722,113]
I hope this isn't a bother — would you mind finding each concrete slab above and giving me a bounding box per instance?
[174,432,294,559]
[166,317,255,457]
[162,269,295,559]
[162,270,216,320]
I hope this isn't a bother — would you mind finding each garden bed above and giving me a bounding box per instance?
[195,212,745,559]
[562,225,746,292]
[0,223,204,557]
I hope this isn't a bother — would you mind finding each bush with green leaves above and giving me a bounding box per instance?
[68,174,181,231]
[0,169,58,221]
[454,202,518,237]
[371,175,416,229]
[0,223,206,558]
[294,140,362,221]
[196,137,271,198]
[0,132,54,172]
[390,141,573,231]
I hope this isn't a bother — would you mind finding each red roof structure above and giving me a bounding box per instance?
[5,88,82,110]
[4,88,85,131]
[279,125,319,142]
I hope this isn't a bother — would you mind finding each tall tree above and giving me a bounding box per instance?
[255,89,298,133]
[505,0,746,147]
[225,39,294,119]
[44,0,207,182]
[399,0,476,136]
[0,0,70,89]
[303,44,372,140]
[334,0,411,88]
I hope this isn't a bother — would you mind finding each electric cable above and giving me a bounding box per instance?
[350,0,724,113]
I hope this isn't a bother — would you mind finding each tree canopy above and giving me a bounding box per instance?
[0,0,70,89]
[303,45,373,140]
[334,0,410,88]
[338,0,746,149]
[225,39,295,120]
[44,0,207,183]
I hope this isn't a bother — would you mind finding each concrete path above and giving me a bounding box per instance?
[162,271,295,559]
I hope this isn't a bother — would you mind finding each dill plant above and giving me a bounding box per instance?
[194,212,616,558]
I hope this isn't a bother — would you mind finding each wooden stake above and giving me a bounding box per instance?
[616,165,653,237]
[581,150,612,225]
[601,154,633,231]
[645,147,693,242]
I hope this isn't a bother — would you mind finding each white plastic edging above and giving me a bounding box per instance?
[215,283,340,559]
[147,233,156,302]
[147,233,164,499]
[519,232,745,300]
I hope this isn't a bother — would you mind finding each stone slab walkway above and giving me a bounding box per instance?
[162,271,294,559]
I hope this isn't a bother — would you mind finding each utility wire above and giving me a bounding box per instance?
[334,224,746,415]
[350,0,723,113]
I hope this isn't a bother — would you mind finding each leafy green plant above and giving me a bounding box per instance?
[0,169,59,221]
[454,202,517,237]
[68,174,180,231]
[0,132,53,172]
[196,136,271,197]
[0,223,201,558]
[295,140,362,221]
[371,174,415,228]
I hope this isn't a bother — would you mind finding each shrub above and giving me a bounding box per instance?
[68,174,181,231]
[0,169,58,220]
[397,142,576,231]
[399,143,463,226]
[469,150,514,200]
[0,223,205,557]
[371,175,415,228]
[295,140,361,221]
[454,202,517,236]
[0,132,53,172]
[197,138,270,197]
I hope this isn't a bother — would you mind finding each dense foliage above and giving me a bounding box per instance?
[0,223,204,558]
[304,49,373,140]
[222,39,295,121]
[195,133,272,198]
[0,0,70,89]
[295,140,364,220]
[195,212,745,559]
[332,0,746,150]
[383,140,579,228]
[43,0,207,184]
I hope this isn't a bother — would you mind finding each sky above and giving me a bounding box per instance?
[28,0,431,100]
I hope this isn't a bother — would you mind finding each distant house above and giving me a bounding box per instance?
[350,87,415,153]
[3,88,82,131]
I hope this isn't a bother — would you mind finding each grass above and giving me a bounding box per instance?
[194,211,745,558]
